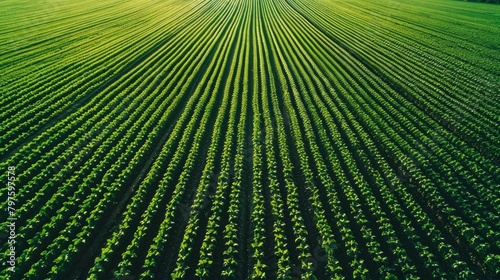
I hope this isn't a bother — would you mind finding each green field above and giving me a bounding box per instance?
[1,0,499,279]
